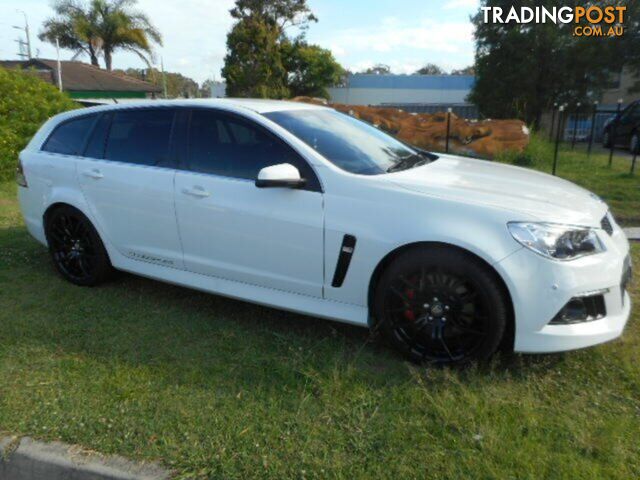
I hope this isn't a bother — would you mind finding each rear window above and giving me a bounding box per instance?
[105,109,174,166]
[42,115,97,155]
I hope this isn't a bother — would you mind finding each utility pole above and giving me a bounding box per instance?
[56,38,63,92]
[161,57,168,99]
[13,10,32,59]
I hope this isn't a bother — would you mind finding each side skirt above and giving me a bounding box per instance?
[111,251,369,327]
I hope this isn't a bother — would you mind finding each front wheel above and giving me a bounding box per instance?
[373,246,508,365]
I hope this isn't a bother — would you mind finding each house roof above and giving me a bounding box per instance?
[0,59,161,93]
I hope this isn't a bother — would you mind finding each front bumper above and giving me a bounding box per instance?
[495,223,632,354]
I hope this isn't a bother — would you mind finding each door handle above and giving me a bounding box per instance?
[182,186,211,198]
[82,168,103,180]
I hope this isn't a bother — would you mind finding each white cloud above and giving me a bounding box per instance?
[443,0,480,10]
[322,17,474,59]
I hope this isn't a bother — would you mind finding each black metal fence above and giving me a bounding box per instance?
[548,103,637,175]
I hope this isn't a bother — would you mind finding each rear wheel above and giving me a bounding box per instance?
[45,206,113,286]
[373,246,508,365]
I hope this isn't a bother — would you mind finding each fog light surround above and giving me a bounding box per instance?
[549,293,607,325]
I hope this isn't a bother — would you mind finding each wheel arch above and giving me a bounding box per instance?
[42,202,114,266]
[367,241,515,349]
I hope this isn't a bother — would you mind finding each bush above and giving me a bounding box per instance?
[0,67,78,180]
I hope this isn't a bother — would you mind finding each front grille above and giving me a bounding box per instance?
[601,213,613,235]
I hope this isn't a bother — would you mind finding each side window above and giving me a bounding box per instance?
[105,109,174,166]
[42,114,97,155]
[187,109,320,191]
[84,113,111,159]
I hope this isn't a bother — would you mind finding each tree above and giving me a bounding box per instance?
[414,63,445,75]
[222,17,289,98]
[451,65,475,76]
[39,0,100,66]
[116,68,199,98]
[361,64,391,75]
[282,41,344,98]
[222,0,342,99]
[469,0,627,126]
[40,0,162,71]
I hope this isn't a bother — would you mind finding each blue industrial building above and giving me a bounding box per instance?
[328,74,477,117]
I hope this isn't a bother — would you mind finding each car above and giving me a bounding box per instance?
[17,99,633,365]
[602,99,640,153]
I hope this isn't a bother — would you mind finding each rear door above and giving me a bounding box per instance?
[173,108,324,297]
[76,108,184,269]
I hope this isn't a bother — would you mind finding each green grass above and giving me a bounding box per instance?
[495,135,640,226]
[0,181,639,479]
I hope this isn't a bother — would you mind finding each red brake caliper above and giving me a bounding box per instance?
[404,289,415,321]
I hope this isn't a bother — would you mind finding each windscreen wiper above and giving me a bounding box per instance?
[386,155,430,173]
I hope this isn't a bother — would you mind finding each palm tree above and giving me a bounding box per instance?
[40,0,162,71]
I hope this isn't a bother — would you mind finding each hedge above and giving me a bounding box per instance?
[0,67,78,180]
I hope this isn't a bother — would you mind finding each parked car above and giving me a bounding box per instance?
[602,99,640,153]
[17,99,633,365]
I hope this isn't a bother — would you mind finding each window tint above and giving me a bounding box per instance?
[187,109,320,190]
[84,113,111,159]
[105,109,174,166]
[43,115,97,155]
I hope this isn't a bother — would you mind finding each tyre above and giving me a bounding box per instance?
[602,129,612,148]
[630,132,639,154]
[45,205,113,286]
[373,246,508,365]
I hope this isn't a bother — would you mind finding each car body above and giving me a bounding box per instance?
[602,99,640,152]
[17,99,632,363]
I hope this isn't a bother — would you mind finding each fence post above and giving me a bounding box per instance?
[445,107,452,153]
[609,98,623,167]
[631,151,637,175]
[549,103,557,141]
[553,106,564,176]
[571,102,581,149]
[587,101,598,158]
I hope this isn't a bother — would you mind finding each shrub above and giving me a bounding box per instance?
[0,67,78,180]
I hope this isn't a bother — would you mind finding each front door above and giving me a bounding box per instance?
[174,108,324,297]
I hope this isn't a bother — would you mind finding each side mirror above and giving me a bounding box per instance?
[255,163,306,189]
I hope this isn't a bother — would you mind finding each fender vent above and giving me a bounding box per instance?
[331,235,357,288]
[601,213,613,236]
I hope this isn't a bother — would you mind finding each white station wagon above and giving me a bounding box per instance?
[17,99,632,364]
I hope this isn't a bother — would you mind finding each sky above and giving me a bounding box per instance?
[0,0,480,84]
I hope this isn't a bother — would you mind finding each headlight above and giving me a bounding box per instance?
[508,222,605,260]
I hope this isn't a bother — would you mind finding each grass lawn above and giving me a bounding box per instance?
[495,135,640,226]
[0,178,639,480]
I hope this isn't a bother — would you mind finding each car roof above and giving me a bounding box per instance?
[72,98,330,115]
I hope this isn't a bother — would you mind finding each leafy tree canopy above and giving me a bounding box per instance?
[414,63,446,75]
[469,0,629,125]
[222,0,343,99]
[361,64,392,75]
[40,0,162,71]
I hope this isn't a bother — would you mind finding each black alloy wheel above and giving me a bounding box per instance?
[45,206,112,286]
[374,246,508,365]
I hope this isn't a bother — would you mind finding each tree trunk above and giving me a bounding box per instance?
[104,49,113,71]
[88,45,100,67]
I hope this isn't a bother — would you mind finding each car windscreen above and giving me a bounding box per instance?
[264,109,427,175]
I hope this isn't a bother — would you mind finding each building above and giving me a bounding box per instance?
[0,59,161,103]
[328,74,477,117]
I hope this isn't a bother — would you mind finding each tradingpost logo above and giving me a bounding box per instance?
[481,4,627,37]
